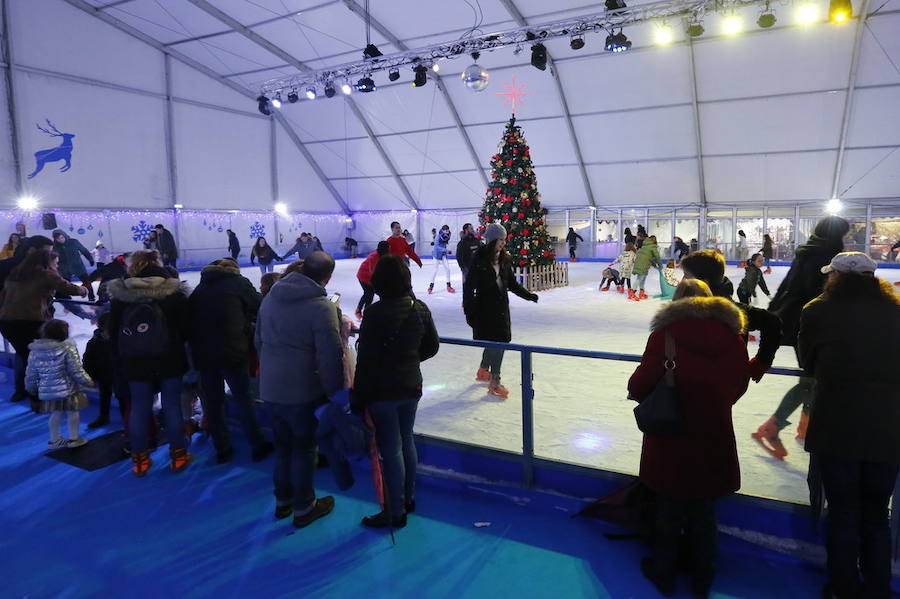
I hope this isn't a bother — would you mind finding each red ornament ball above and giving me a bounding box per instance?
[522,229,530,236]
[507,234,513,240]
[519,249,527,255]
[493,187,500,194]
[542,250,549,257]
[509,178,517,185]
[517,212,525,218]
[505,160,513,166]
[502,214,510,221]
[518,259,527,266]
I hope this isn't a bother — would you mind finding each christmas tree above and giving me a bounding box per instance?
[479,116,555,268]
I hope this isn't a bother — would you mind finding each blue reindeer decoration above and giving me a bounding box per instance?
[27,120,75,179]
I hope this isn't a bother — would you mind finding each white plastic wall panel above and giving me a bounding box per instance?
[168,60,259,114]
[275,125,344,213]
[337,178,410,212]
[105,211,174,253]
[103,0,228,44]
[209,0,327,25]
[856,14,900,87]
[586,161,700,206]
[230,211,275,246]
[11,0,164,92]
[282,101,366,143]
[693,22,854,101]
[352,211,417,244]
[351,83,456,136]
[846,87,900,147]
[16,72,169,208]
[532,165,588,206]
[172,103,270,209]
[463,119,577,168]
[419,211,480,245]
[838,148,900,199]
[401,172,485,208]
[174,33,285,80]
[573,105,697,163]
[251,4,393,64]
[177,210,235,257]
[704,151,836,203]
[378,130,486,175]
[699,92,845,155]
[306,138,392,178]
[556,45,693,114]
[0,74,16,204]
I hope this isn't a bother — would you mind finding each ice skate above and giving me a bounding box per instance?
[475,367,491,382]
[763,267,772,274]
[428,283,434,294]
[447,283,456,293]
[616,285,624,293]
[355,308,363,320]
[627,289,637,301]
[751,417,788,459]
[795,410,809,442]
[737,262,746,268]
[639,289,648,300]
[600,286,610,292]
[488,379,509,399]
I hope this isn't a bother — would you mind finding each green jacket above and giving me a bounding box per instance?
[633,240,661,275]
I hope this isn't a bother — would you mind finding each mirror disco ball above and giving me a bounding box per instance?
[461,64,490,92]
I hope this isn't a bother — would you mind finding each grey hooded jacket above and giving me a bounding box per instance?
[25,339,93,400]
[255,271,344,405]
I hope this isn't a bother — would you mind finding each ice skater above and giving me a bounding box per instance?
[736,253,770,305]
[250,237,282,275]
[599,266,621,292]
[387,222,422,268]
[566,227,584,262]
[355,241,389,319]
[671,237,689,264]
[608,242,637,296]
[761,234,774,274]
[631,235,660,301]
[428,225,455,294]
[655,259,679,300]
[463,223,538,399]
[752,216,849,459]
[736,230,748,265]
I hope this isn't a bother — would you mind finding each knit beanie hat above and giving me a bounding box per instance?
[484,223,507,245]
[814,216,850,241]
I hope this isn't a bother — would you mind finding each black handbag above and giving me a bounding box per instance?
[633,332,682,435]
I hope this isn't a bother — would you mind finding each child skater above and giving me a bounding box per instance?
[599,266,621,292]
[736,253,770,305]
[656,259,680,300]
[428,225,455,294]
[83,312,114,429]
[609,242,637,295]
[26,319,94,449]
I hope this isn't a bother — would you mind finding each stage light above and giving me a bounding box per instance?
[826,198,843,214]
[570,35,585,50]
[356,76,376,93]
[653,24,674,45]
[530,43,547,70]
[796,3,819,24]
[722,15,743,35]
[363,43,383,59]
[604,30,631,53]
[173,203,183,209]
[271,93,282,108]
[686,21,705,37]
[829,0,851,22]
[304,87,316,100]
[17,196,38,210]
[432,63,440,72]
[274,202,289,216]
[757,11,777,27]
[412,65,428,87]
[388,68,400,81]
[605,0,626,9]
[341,81,353,95]
[324,82,335,98]
[256,95,272,115]
[287,90,299,103]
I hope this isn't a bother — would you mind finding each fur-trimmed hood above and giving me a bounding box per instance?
[107,276,189,303]
[650,296,746,335]
[200,260,241,279]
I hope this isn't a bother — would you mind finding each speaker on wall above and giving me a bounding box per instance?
[42,213,58,230]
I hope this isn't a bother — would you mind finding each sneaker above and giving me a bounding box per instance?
[67,437,88,448]
[47,438,68,450]
[87,416,110,429]
[488,379,509,399]
[292,496,335,528]
[251,440,274,462]
[274,504,293,520]
[361,510,407,529]
[475,367,491,382]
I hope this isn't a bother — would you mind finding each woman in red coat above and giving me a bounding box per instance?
[628,285,750,598]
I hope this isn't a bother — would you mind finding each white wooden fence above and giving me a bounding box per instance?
[514,261,569,291]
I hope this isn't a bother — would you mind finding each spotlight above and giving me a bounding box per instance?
[287,90,299,103]
[356,76,376,93]
[722,15,743,35]
[274,202,289,216]
[530,43,547,70]
[686,22,705,37]
[829,0,851,22]
[388,68,400,81]
[604,30,631,53]
[363,44,383,59]
[271,93,282,108]
[256,95,272,115]
[173,203,183,209]
[17,196,38,211]
[513,44,523,56]
[605,0,626,9]
[304,87,316,100]
[412,65,428,87]
[826,198,843,214]
[653,24,674,45]
[431,63,440,72]
[570,35,585,50]
[796,3,819,23]
[324,82,335,98]
[757,12,777,28]
[341,81,353,95]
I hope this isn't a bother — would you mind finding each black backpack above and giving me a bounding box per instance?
[118,301,169,357]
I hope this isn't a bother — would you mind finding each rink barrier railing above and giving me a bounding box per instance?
[437,336,805,489]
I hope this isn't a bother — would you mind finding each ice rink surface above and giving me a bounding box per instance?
[60,257,900,505]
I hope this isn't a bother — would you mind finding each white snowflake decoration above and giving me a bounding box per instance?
[249,221,266,239]
[131,220,154,242]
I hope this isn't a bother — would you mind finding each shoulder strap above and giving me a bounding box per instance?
[664,332,676,385]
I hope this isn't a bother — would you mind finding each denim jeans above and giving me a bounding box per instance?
[199,366,266,454]
[773,376,815,429]
[818,455,899,599]
[357,280,375,314]
[267,401,318,511]
[635,273,648,290]
[258,263,274,275]
[481,347,505,380]
[128,377,185,453]
[369,398,419,516]
[654,495,717,582]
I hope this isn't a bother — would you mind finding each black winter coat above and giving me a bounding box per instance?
[463,250,536,342]
[455,234,483,273]
[107,270,190,381]
[228,233,240,255]
[799,290,900,463]
[82,329,113,383]
[737,264,770,296]
[157,228,178,262]
[711,277,782,366]
[353,296,439,407]
[251,245,281,265]
[761,238,774,259]
[188,262,261,370]
[768,235,843,345]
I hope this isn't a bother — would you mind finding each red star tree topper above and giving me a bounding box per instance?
[478,115,555,267]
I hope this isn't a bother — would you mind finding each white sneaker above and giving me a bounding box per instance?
[67,437,88,448]
[47,438,68,450]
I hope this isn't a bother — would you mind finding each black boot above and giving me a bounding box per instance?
[361,510,407,529]
[641,557,676,597]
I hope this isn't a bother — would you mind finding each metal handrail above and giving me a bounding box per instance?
[438,335,804,487]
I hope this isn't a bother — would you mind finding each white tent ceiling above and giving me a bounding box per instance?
[41,0,900,211]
